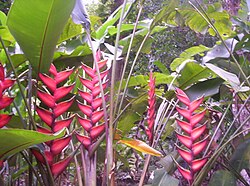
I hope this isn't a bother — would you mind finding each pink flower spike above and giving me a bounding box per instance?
[2,79,15,90]
[0,114,12,128]
[177,165,192,181]
[175,88,190,106]
[53,116,74,132]
[37,90,55,108]
[174,88,208,182]
[51,136,71,155]
[55,68,74,84]
[51,156,72,177]
[91,110,104,124]
[49,64,57,77]
[39,73,57,92]
[75,133,91,149]
[54,84,75,101]
[90,124,105,140]
[0,96,14,110]
[36,107,53,127]
[54,97,74,117]
[191,158,207,172]
[77,115,92,132]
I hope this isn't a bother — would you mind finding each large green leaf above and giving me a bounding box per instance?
[7,0,76,73]
[171,45,210,71]
[205,63,241,91]
[0,128,66,160]
[208,170,236,186]
[186,78,224,101]
[178,62,213,88]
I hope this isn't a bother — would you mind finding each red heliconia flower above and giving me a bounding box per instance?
[33,64,75,177]
[76,51,109,150]
[0,63,15,128]
[174,88,208,184]
[145,71,156,145]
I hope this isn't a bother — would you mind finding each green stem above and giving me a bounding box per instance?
[117,31,151,121]
[0,37,36,130]
[114,2,143,117]
[218,95,250,147]
[204,102,232,155]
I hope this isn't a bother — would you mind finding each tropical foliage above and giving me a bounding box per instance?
[0,0,249,185]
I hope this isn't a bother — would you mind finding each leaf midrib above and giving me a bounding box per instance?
[38,0,55,74]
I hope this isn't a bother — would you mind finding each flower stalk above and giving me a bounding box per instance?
[33,64,75,178]
[174,88,208,185]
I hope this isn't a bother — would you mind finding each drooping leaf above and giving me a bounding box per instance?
[208,170,236,186]
[7,0,76,73]
[71,0,90,29]
[0,128,66,160]
[205,63,241,91]
[118,139,163,157]
[186,78,224,101]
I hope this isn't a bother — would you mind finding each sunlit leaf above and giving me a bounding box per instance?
[0,128,66,160]
[118,139,163,157]
[7,0,76,73]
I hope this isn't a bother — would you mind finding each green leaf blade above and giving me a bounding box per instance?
[7,0,76,74]
[0,128,66,160]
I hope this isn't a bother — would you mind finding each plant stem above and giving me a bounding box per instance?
[138,155,151,186]
[70,141,83,186]
[114,2,143,117]
[218,95,250,147]
[204,102,232,155]
[20,151,44,186]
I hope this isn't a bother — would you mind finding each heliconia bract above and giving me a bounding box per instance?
[76,50,109,150]
[0,63,15,128]
[174,88,208,184]
[33,64,75,177]
[145,71,156,145]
